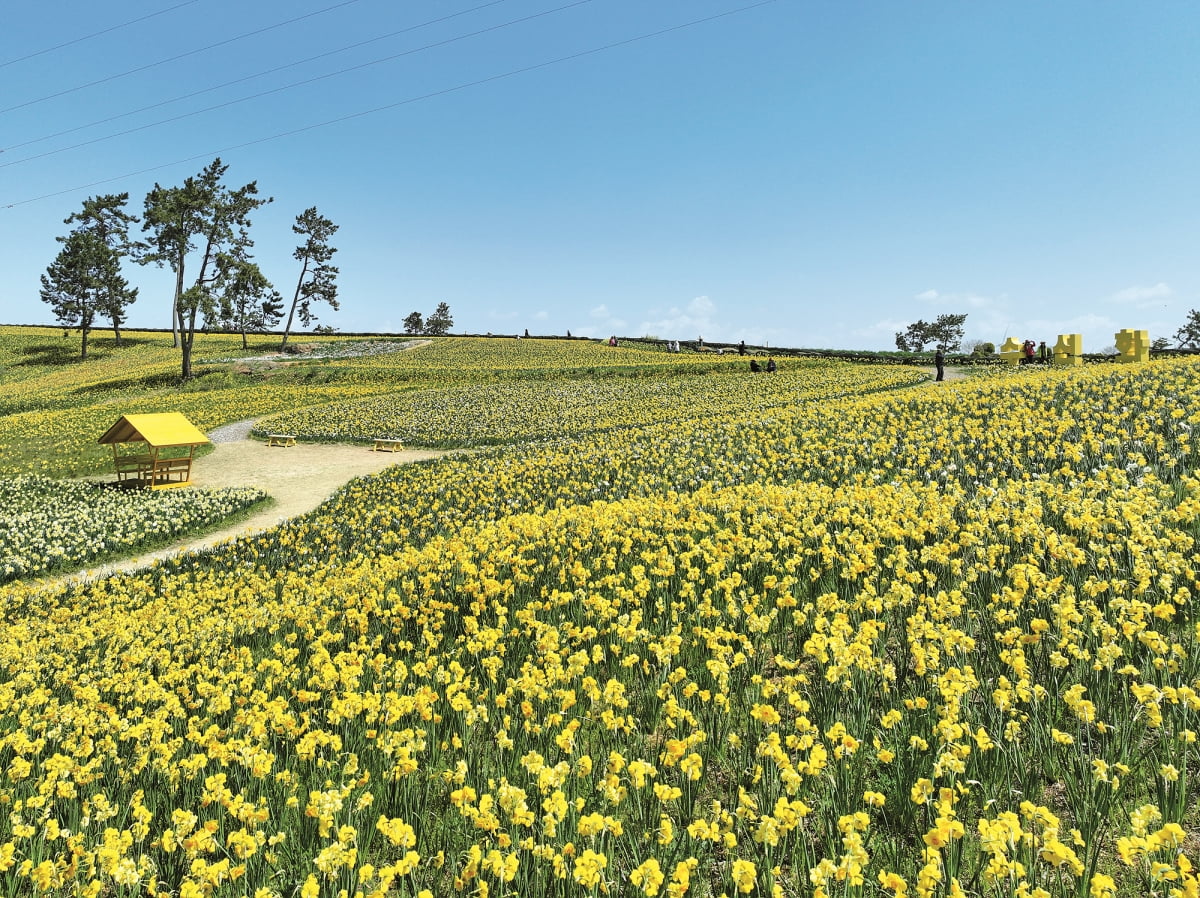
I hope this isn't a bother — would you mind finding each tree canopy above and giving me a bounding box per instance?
[211,245,283,349]
[425,302,454,336]
[895,313,968,352]
[40,193,139,359]
[403,311,424,335]
[281,207,339,351]
[1174,309,1200,349]
[140,158,270,378]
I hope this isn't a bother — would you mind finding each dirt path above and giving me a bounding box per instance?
[920,365,970,382]
[52,433,459,587]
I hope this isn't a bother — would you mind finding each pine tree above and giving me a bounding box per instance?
[141,158,270,377]
[403,311,425,335]
[212,246,283,349]
[281,207,339,351]
[425,302,454,336]
[41,203,139,361]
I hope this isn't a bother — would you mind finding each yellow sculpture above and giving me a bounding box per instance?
[999,337,1023,366]
[1115,328,1149,363]
[1053,333,1083,367]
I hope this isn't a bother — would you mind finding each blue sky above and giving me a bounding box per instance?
[1,1,1197,351]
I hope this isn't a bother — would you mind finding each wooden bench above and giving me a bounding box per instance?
[115,453,193,488]
[267,433,296,447]
[372,437,404,452]
[149,456,193,487]
[114,454,154,483]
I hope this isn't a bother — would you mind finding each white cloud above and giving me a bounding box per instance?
[636,295,718,339]
[533,310,548,320]
[580,303,628,336]
[487,309,519,320]
[853,318,910,339]
[915,289,997,310]
[1110,283,1172,306]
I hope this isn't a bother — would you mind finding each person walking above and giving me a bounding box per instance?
[935,346,945,382]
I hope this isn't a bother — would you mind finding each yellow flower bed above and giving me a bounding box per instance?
[1,335,1198,896]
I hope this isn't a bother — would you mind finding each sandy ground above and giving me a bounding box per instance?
[50,436,459,587]
[921,365,969,382]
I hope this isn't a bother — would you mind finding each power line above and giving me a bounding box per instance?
[1,0,595,169]
[0,0,366,115]
[2,0,778,209]
[0,0,204,69]
[2,0,515,154]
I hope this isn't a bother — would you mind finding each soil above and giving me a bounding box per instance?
[922,365,969,382]
[51,431,462,587]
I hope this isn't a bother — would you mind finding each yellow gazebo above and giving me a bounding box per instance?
[98,413,209,489]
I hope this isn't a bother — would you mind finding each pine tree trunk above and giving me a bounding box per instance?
[281,259,308,351]
[172,255,185,348]
[179,305,194,379]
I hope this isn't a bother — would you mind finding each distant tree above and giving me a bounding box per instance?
[1151,336,1171,352]
[970,340,995,355]
[42,193,140,353]
[425,302,453,336]
[1174,309,1200,349]
[141,158,270,378]
[69,193,140,343]
[403,311,424,335]
[40,228,136,360]
[896,313,968,352]
[281,207,339,351]
[211,246,283,349]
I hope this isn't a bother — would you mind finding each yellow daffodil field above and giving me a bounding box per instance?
[1,326,1199,898]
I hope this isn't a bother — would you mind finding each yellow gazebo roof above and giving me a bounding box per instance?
[98,413,210,448]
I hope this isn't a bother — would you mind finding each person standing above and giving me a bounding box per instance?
[935,346,945,382]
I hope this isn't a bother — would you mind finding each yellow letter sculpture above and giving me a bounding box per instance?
[1053,334,1083,367]
[999,337,1023,366]
[1115,328,1149,363]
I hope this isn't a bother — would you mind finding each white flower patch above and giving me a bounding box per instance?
[0,477,267,582]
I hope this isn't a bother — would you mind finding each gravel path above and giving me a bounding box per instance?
[208,418,257,443]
